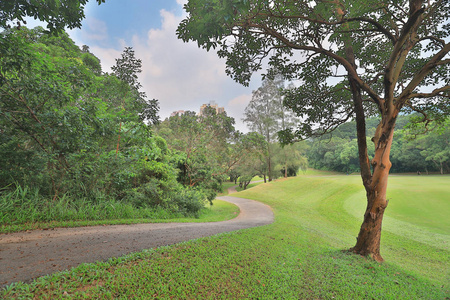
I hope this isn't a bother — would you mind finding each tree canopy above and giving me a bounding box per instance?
[178,0,449,132]
[1,0,105,32]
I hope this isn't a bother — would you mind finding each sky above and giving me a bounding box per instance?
[61,0,261,132]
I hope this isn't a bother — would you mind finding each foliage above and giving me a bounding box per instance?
[0,185,173,225]
[0,0,105,33]
[157,108,237,201]
[230,131,267,186]
[170,188,207,218]
[308,115,449,174]
[405,119,450,174]
[0,26,207,221]
[80,46,102,75]
[275,142,309,177]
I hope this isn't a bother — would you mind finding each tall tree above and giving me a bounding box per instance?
[111,47,159,124]
[244,76,289,181]
[177,0,450,261]
[111,47,159,155]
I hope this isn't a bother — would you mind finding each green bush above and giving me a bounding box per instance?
[123,179,166,208]
[170,188,207,218]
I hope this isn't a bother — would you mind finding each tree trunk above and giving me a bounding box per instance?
[350,123,395,262]
[268,153,272,182]
[284,148,288,178]
[336,2,393,260]
[244,180,250,189]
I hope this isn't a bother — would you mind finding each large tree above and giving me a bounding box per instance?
[111,47,159,156]
[244,76,285,181]
[244,77,301,180]
[177,0,450,261]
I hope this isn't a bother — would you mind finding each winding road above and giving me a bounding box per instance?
[0,186,273,287]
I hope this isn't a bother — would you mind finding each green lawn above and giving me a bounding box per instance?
[384,175,449,233]
[3,173,449,299]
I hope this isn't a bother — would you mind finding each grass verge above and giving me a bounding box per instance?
[0,199,239,234]
[2,173,448,299]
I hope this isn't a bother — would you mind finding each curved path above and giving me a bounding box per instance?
[0,186,273,287]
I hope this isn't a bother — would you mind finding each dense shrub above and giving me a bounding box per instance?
[170,188,207,218]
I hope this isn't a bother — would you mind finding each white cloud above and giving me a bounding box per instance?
[88,46,121,74]
[128,9,256,128]
[69,4,259,131]
[227,94,253,132]
[68,17,109,47]
[81,17,108,41]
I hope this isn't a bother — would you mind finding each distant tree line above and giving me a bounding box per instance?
[243,77,449,177]
[307,116,449,175]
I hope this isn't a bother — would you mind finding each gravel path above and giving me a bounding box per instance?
[0,187,273,287]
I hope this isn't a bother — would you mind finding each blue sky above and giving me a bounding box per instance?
[63,0,259,131]
[79,0,183,48]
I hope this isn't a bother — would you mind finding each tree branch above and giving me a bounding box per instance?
[397,42,450,105]
[409,85,450,99]
[256,11,396,44]
[418,35,446,48]
[436,59,450,66]
[385,7,425,102]
[245,22,384,106]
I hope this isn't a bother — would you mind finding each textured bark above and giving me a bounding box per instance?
[336,4,389,261]
[350,120,396,262]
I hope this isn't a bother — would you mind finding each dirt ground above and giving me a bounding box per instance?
[0,191,273,287]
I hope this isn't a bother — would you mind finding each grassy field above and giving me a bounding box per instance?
[2,173,449,299]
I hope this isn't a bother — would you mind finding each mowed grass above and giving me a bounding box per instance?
[2,173,449,299]
[343,175,449,234]
[385,175,449,233]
